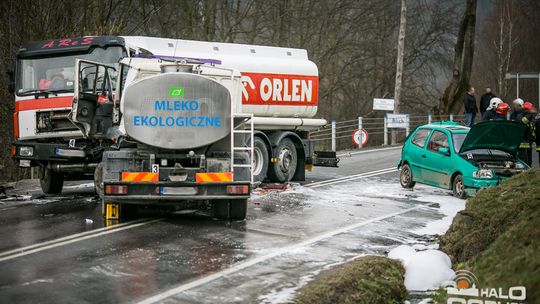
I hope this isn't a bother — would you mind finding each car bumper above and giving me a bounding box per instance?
[102,181,250,204]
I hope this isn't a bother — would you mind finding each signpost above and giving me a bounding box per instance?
[386,113,409,128]
[352,129,369,147]
[373,98,395,111]
[384,113,410,145]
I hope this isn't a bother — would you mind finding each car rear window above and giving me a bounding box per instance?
[411,129,430,148]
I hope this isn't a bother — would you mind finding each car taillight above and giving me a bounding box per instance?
[227,185,249,195]
[105,185,128,195]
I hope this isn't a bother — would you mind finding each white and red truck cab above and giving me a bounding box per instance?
[11,35,334,196]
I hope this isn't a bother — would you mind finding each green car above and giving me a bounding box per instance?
[398,120,529,198]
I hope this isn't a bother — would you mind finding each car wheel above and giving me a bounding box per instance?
[40,166,64,194]
[452,174,467,199]
[400,164,416,189]
[253,137,269,182]
[267,138,297,183]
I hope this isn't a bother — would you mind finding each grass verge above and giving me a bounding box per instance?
[439,169,540,302]
[293,256,407,304]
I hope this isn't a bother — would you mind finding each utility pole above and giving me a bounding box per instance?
[392,0,407,145]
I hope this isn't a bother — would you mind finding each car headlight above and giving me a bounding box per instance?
[473,169,493,179]
[19,146,34,157]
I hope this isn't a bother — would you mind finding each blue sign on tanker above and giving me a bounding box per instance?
[133,86,222,128]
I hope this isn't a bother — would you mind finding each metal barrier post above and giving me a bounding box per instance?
[384,116,388,146]
[428,113,432,124]
[449,114,454,121]
[331,120,336,152]
[358,117,363,149]
[405,115,410,137]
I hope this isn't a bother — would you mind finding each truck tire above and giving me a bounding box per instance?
[229,199,247,220]
[400,164,415,189]
[40,167,64,194]
[268,138,297,183]
[212,200,230,220]
[253,137,269,182]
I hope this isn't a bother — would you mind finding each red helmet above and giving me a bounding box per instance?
[496,102,510,115]
[523,101,534,111]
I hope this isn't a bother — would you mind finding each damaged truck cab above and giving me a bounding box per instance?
[72,58,252,220]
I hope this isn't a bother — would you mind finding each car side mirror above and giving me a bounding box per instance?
[438,147,450,156]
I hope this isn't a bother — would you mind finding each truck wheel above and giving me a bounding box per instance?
[268,138,297,183]
[452,174,467,199]
[94,163,104,197]
[40,167,64,194]
[229,199,247,220]
[212,200,230,220]
[400,164,415,189]
[253,137,269,182]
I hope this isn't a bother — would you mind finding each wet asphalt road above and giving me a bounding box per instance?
[0,146,461,303]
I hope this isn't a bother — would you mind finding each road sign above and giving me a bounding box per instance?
[352,129,369,146]
[373,98,395,111]
[386,114,409,128]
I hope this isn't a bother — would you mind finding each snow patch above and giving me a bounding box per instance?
[389,245,454,291]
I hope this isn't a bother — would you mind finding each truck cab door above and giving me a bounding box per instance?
[70,59,117,138]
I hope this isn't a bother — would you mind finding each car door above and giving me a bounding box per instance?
[406,128,432,182]
[423,130,453,188]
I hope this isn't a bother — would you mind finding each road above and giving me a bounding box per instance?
[0,146,464,303]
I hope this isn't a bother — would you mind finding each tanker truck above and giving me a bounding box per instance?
[11,36,332,197]
[73,57,252,220]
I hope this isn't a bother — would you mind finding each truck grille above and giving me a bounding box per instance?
[36,110,79,133]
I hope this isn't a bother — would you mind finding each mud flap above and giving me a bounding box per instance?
[313,151,339,167]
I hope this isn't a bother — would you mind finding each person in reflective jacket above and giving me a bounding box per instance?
[519,101,536,166]
[535,109,540,166]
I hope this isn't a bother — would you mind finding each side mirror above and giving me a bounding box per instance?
[6,70,15,94]
[438,147,450,155]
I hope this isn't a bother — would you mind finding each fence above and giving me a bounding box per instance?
[311,113,467,152]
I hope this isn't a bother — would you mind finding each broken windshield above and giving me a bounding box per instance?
[16,46,125,96]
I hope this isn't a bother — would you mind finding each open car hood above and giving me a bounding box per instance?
[459,120,528,155]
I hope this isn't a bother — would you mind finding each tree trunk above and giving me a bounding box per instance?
[392,0,407,145]
[439,0,477,115]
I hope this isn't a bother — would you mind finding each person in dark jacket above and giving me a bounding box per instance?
[510,98,524,122]
[479,87,496,117]
[463,86,478,127]
[482,97,502,121]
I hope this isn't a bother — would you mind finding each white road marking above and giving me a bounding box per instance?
[0,219,161,262]
[0,155,399,262]
[306,167,396,188]
[336,145,402,157]
[137,204,426,304]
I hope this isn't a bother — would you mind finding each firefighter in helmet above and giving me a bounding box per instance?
[518,101,536,166]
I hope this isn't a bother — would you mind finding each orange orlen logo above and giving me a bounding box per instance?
[446,270,526,304]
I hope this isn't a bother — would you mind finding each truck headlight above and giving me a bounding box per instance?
[19,146,34,157]
[473,169,493,179]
